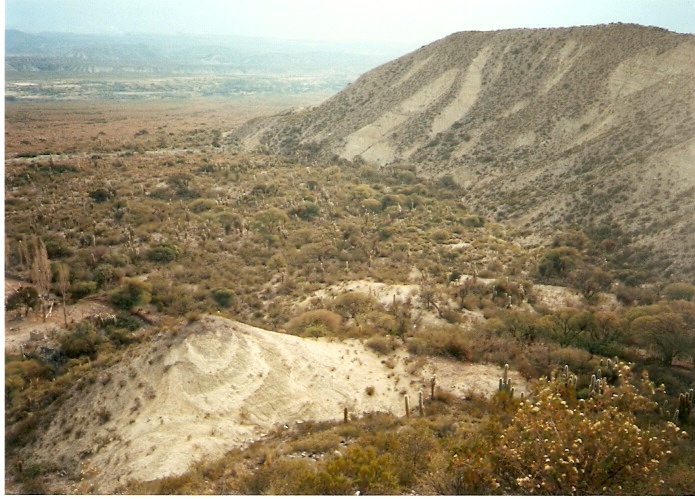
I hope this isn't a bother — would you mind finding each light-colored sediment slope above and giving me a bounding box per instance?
[25,315,515,492]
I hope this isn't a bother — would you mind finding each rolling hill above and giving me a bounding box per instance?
[232,24,695,280]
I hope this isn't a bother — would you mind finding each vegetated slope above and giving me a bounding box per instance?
[21,315,513,493]
[233,24,695,280]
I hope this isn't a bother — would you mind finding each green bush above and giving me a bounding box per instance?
[5,286,39,316]
[304,445,398,494]
[662,282,695,301]
[211,288,236,308]
[109,278,152,310]
[93,264,117,288]
[537,246,582,281]
[88,188,113,203]
[60,322,100,358]
[147,242,180,263]
[360,198,381,213]
[297,201,320,220]
[69,280,97,300]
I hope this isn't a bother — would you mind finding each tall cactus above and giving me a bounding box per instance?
[499,363,513,397]
[676,390,693,423]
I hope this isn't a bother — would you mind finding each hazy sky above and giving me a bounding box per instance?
[5,0,695,48]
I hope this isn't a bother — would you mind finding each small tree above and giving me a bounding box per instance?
[572,265,612,298]
[6,287,39,317]
[632,312,693,365]
[537,246,581,282]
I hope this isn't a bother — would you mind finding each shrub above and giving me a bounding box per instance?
[285,309,342,337]
[189,198,216,213]
[93,264,117,288]
[109,278,152,310]
[60,321,100,358]
[6,286,39,316]
[333,292,377,320]
[243,458,316,495]
[211,288,236,308]
[88,188,113,203]
[360,198,381,213]
[44,238,73,258]
[365,335,396,355]
[69,280,97,300]
[489,363,680,494]
[305,445,398,494]
[537,246,582,281]
[407,327,470,361]
[662,282,695,301]
[296,201,320,220]
[147,242,179,263]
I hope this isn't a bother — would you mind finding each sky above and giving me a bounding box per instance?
[5,0,695,50]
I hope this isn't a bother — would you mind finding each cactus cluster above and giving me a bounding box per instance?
[675,389,694,423]
[499,363,514,398]
[562,364,578,388]
[589,373,604,396]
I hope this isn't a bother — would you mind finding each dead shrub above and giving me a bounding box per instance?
[366,335,397,355]
[285,309,342,337]
[289,432,342,454]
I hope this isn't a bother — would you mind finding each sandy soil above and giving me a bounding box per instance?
[23,315,520,493]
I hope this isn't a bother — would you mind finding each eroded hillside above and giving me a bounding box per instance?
[5,99,695,495]
[232,24,695,280]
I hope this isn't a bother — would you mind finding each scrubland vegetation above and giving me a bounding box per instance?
[4,100,695,494]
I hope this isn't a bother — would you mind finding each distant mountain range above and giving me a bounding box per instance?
[5,29,408,77]
[232,24,695,280]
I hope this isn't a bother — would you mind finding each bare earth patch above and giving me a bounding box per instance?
[4,278,112,355]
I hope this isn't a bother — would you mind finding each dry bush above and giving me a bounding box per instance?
[365,335,397,355]
[241,457,317,495]
[284,309,343,337]
[407,327,471,361]
[289,432,342,454]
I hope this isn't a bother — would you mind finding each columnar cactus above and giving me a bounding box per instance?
[404,395,410,418]
[676,390,693,423]
[499,363,513,397]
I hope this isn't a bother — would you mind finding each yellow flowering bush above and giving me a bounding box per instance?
[491,362,681,494]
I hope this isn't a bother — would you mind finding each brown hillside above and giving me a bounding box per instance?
[232,24,695,280]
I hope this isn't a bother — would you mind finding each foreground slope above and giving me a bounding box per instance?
[233,24,695,279]
[21,315,512,493]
